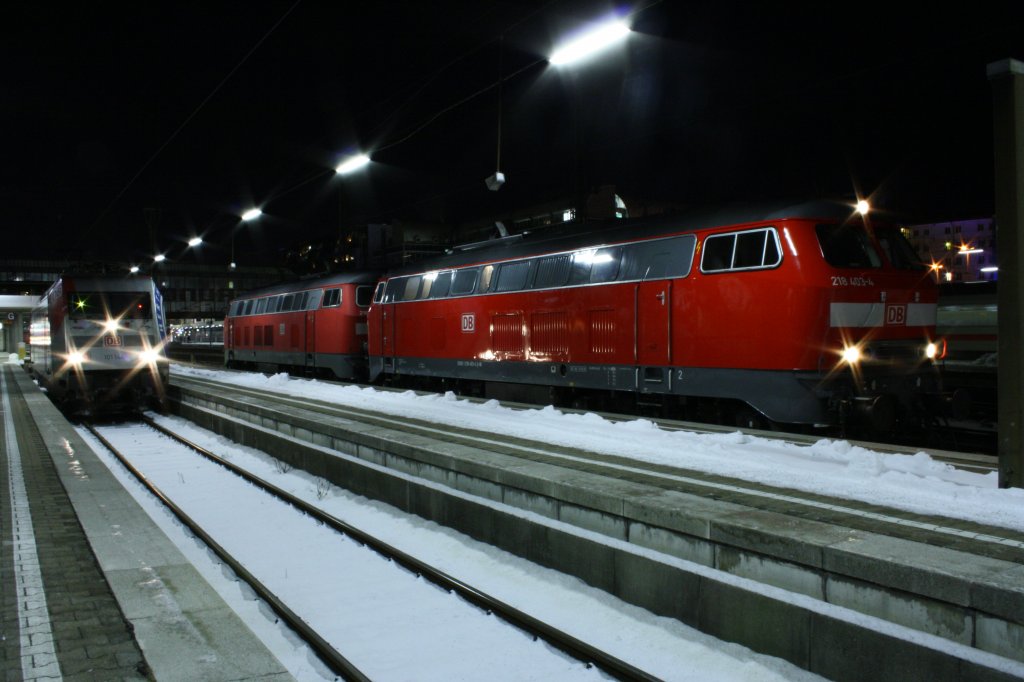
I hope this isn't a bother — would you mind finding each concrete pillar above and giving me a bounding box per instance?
[990,59,1024,488]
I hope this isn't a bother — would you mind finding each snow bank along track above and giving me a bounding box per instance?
[86,418,651,681]
[168,374,1024,682]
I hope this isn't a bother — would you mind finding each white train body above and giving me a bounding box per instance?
[29,275,169,413]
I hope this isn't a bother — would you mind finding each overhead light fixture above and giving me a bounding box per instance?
[153,254,166,263]
[550,19,630,67]
[187,236,202,247]
[855,200,870,215]
[241,208,263,221]
[336,153,371,174]
[485,171,505,191]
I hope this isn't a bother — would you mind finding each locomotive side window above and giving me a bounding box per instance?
[701,228,781,272]
[428,271,453,299]
[268,295,282,313]
[305,290,323,310]
[384,278,405,303]
[533,254,572,288]
[255,298,268,314]
[816,224,881,268]
[619,235,697,280]
[243,300,254,315]
[403,276,423,301]
[495,260,532,292]
[568,252,595,285]
[451,268,479,296]
[357,285,374,307]
[478,265,495,292]
[589,247,622,283]
[322,288,341,308]
[229,301,242,316]
[373,282,385,304]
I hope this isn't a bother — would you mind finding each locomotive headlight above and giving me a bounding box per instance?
[103,317,121,334]
[841,345,862,364]
[137,347,163,365]
[925,340,946,360]
[67,350,87,367]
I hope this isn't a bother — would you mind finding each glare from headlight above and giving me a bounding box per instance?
[103,317,120,334]
[842,345,862,364]
[137,348,163,365]
[67,351,86,367]
[925,342,939,359]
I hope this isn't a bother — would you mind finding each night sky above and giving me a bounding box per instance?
[4,2,1023,268]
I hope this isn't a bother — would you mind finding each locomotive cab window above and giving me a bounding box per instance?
[874,226,927,271]
[322,288,342,308]
[356,285,374,307]
[816,223,882,268]
[69,292,152,319]
[373,281,385,304]
[701,228,781,273]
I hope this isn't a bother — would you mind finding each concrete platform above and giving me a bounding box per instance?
[171,372,1024,682]
[0,365,294,681]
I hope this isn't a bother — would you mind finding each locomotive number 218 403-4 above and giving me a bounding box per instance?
[831,276,875,287]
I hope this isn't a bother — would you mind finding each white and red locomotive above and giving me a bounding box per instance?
[29,274,169,413]
[366,200,953,431]
[224,272,378,379]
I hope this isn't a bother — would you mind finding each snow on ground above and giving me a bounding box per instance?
[173,365,1024,532]
[80,417,827,682]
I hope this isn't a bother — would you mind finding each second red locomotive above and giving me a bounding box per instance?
[224,272,378,380]
[365,200,950,432]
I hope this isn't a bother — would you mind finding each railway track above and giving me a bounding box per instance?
[170,373,1018,558]
[83,418,657,681]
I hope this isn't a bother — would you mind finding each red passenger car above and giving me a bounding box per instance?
[367,201,950,431]
[225,272,379,380]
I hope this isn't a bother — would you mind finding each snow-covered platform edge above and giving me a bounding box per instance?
[171,379,1024,681]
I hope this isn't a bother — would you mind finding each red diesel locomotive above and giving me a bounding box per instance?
[367,201,952,431]
[224,272,378,380]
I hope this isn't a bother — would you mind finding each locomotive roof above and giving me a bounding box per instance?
[234,270,381,299]
[388,199,860,276]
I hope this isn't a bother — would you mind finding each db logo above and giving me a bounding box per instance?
[885,304,907,326]
[103,335,123,347]
[461,313,475,333]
